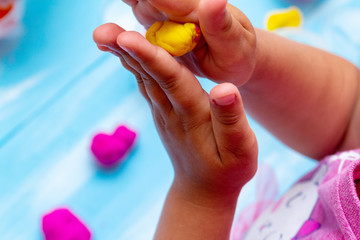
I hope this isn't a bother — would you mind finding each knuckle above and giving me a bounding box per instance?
[159,76,178,92]
[140,73,156,87]
[179,115,207,133]
[157,69,181,92]
[154,113,167,129]
[153,110,176,136]
[134,73,143,85]
[218,113,241,126]
[155,63,183,93]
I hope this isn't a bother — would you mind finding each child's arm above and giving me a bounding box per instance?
[241,29,360,159]
[93,24,258,240]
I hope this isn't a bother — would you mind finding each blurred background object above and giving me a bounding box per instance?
[0,0,23,38]
[0,0,24,58]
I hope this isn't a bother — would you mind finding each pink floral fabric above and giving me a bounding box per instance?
[232,149,360,240]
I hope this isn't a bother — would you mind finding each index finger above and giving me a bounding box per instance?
[117,31,209,115]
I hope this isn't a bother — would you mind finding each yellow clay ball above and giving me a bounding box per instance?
[146,20,202,57]
[266,7,303,31]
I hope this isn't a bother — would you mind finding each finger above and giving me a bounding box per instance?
[116,32,173,113]
[209,83,258,179]
[117,31,209,116]
[93,23,158,108]
[93,23,126,51]
[198,0,256,81]
[93,23,126,58]
[119,55,153,105]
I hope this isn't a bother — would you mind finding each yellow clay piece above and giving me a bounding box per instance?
[146,20,201,57]
[266,7,303,31]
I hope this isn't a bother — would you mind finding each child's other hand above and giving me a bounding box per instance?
[122,0,257,87]
[93,24,258,199]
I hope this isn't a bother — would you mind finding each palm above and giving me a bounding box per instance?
[123,0,257,86]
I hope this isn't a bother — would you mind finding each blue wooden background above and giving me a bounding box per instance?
[0,0,359,239]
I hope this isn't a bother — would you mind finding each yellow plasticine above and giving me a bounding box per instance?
[146,20,201,57]
[266,7,303,31]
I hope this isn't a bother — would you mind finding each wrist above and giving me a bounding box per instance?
[170,178,241,210]
[154,180,240,240]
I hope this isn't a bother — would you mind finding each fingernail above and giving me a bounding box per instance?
[212,94,236,106]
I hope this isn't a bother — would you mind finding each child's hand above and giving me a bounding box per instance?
[93,24,258,198]
[122,0,257,86]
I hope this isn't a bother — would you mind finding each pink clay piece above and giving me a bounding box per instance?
[91,125,137,167]
[42,208,91,240]
[113,125,137,145]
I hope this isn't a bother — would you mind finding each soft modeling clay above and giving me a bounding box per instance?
[265,7,303,31]
[42,208,91,240]
[90,125,137,168]
[146,20,201,56]
[113,125,137,146]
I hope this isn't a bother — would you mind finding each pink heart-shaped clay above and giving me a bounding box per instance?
[91,133,128,167]
[113,125,136,146]
[90,125,137,167]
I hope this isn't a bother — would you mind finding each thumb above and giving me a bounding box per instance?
[198,0,232,37]
[198,0,252,47]
[209,83,258,175]
[198,0,255,81]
